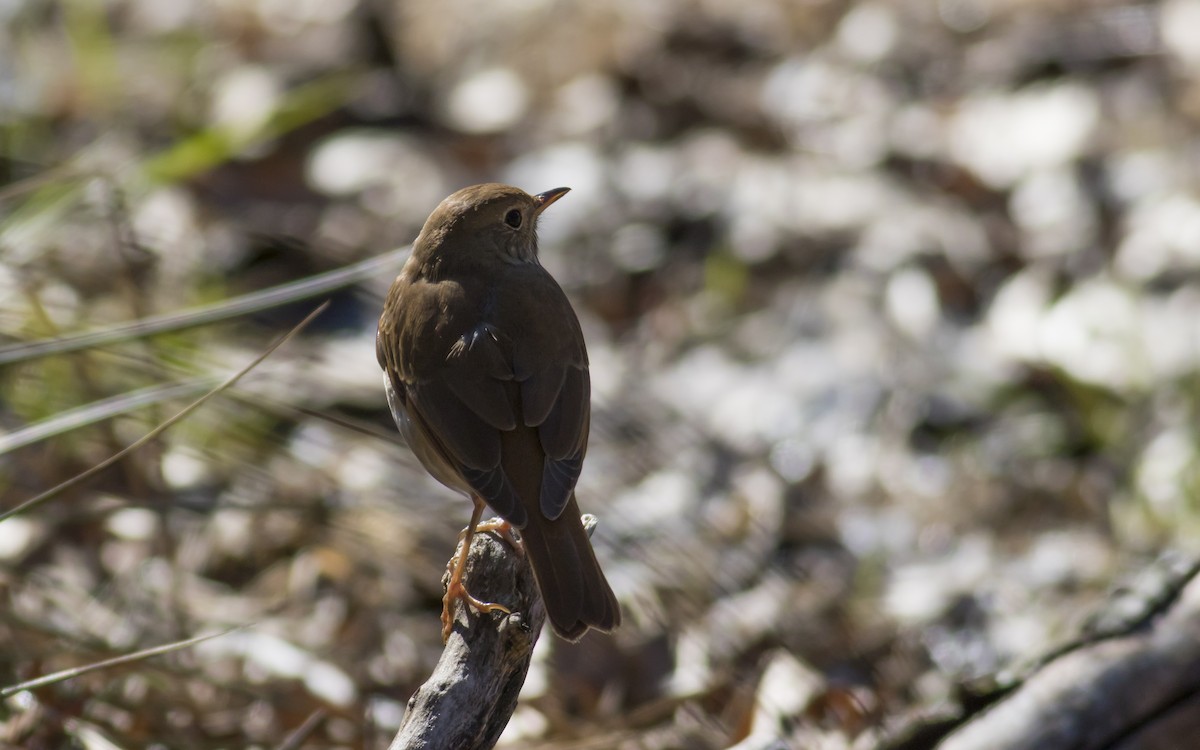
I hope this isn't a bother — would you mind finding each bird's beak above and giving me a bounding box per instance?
[533,187,570,216]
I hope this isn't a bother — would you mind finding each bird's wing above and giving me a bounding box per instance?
[377,278,527,525]
[504,267,591,522]
[542,368,589,518]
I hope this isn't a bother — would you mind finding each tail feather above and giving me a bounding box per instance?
[520,495,620,641]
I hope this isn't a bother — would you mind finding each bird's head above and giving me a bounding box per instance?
[412,183,570,267]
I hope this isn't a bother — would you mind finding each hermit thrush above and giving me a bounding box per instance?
[377,183,621,642]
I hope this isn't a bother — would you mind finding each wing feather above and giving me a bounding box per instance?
[521,366,567,427]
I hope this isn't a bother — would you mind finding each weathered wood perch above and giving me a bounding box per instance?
[390,515,600,750]
[886,555,1200,750]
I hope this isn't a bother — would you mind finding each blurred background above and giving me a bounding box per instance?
[2,0,1200,747]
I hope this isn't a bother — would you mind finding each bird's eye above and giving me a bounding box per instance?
[504,209,522,228]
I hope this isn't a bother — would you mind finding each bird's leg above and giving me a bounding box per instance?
[442,497,512,642]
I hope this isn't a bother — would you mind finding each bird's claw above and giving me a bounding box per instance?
[441,577,512,642]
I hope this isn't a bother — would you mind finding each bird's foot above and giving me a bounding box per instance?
[441,577,512,643]
[455,517,522,554]
[476,517,522,553]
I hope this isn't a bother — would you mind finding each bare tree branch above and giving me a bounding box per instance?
[391,517,605,750]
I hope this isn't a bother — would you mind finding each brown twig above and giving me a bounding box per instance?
[885,558,1200,750]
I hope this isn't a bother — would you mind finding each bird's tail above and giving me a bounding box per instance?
[520,494,620,641]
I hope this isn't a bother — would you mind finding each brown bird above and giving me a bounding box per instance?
[377,183,621,642]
